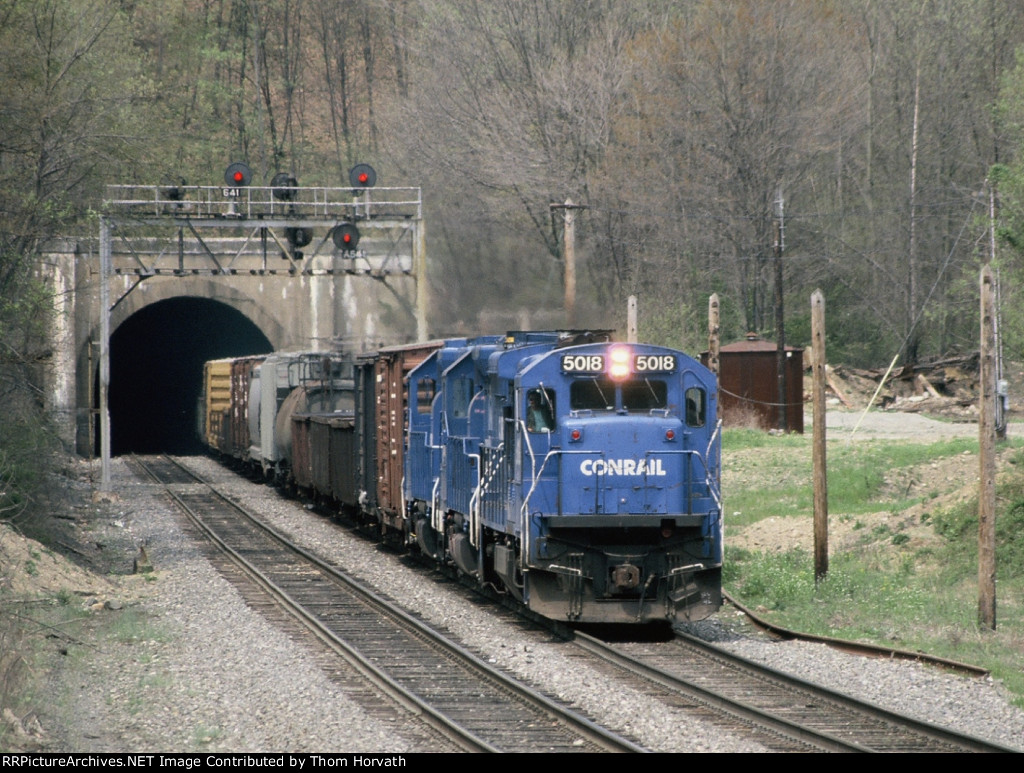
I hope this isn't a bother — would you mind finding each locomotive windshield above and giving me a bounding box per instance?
[569,378,668,412]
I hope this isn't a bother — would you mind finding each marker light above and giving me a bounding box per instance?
[665,429,675,441]
[570,429,582,442]
[609,345,631,380]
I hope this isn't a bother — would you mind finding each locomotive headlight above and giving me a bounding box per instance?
[608,345,631,380]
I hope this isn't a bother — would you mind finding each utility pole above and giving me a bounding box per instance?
[708,293,721,422]
[774,189,787,431]
[979,265,997,629]
[811,290,828,582]
[988,180,1007,439]
[627,295,638,343]
[551,199,584,328]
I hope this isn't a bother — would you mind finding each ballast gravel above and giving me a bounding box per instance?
[36,456,1024,753]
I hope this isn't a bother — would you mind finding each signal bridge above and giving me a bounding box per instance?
[86,163,428,488]
[102,181,422,278]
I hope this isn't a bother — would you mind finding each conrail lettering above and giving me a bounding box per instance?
[580,458,666,476]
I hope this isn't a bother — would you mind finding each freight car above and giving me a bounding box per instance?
[201,351,355,478]
[203,331,722,624]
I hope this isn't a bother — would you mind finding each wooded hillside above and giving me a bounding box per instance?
[4,0,1024,365]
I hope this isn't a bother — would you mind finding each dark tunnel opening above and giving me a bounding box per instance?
[105,297,273,455]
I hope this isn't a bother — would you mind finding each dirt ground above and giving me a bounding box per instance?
[725,408,1012,555]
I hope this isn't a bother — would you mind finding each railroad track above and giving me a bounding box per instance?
[133,454,1018,753]
[571,629,1017,752]
[130,454,644,753]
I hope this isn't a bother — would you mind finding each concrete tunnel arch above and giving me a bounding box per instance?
[104,296,273,455]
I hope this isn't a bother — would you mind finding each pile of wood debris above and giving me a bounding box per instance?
[812,352,1020,421]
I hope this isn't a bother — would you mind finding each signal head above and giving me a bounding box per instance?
[271,172,298,201]
[161,177,187,202]
[285,227,312,248]
[332,222,361,251]
[349,163,377,190]
[224,162,252,187]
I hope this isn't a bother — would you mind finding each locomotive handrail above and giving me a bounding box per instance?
[466,450,482,548]
[468,442,504,550]
[706,419,723,510]
[430,475,443,535]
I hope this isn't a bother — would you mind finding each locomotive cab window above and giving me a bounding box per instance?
[686,386,707,427]
[621,380,668,412]
[526,388,555,433]
[450,377,473,419]
[570,378,667,412]
[570,379,614,411]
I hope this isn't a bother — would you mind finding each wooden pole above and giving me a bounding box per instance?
[811,290,828,582]
[627,295,638,343]
[774,191,786,431]
[979,265,997,629]
[563,198,576,328]
[414,216,428,341]
[708,293,721,421]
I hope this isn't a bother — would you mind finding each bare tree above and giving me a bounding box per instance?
[392,0,655,326]
[603,0,857,341]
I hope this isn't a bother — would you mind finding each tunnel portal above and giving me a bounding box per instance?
[107,297,272,455]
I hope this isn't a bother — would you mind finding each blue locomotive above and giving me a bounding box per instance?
[403,331,722,624]
[202,330,722,625]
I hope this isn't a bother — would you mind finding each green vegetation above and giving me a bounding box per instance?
[726,429,979,526]
[723,429,1024,708]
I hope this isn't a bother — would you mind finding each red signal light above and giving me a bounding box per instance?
[224,162,252,187]
[332,222,361,251]
[349,163,377,189]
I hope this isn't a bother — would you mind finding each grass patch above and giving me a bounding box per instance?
[724,429,981,526]
[724,435,1024,708]
[106,608,169,646]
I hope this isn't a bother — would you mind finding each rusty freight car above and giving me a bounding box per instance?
[357,341,444,540]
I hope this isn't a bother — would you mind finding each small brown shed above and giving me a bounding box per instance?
[705,334,804,433]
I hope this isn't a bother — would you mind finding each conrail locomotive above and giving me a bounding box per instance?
[200,331,722,624]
